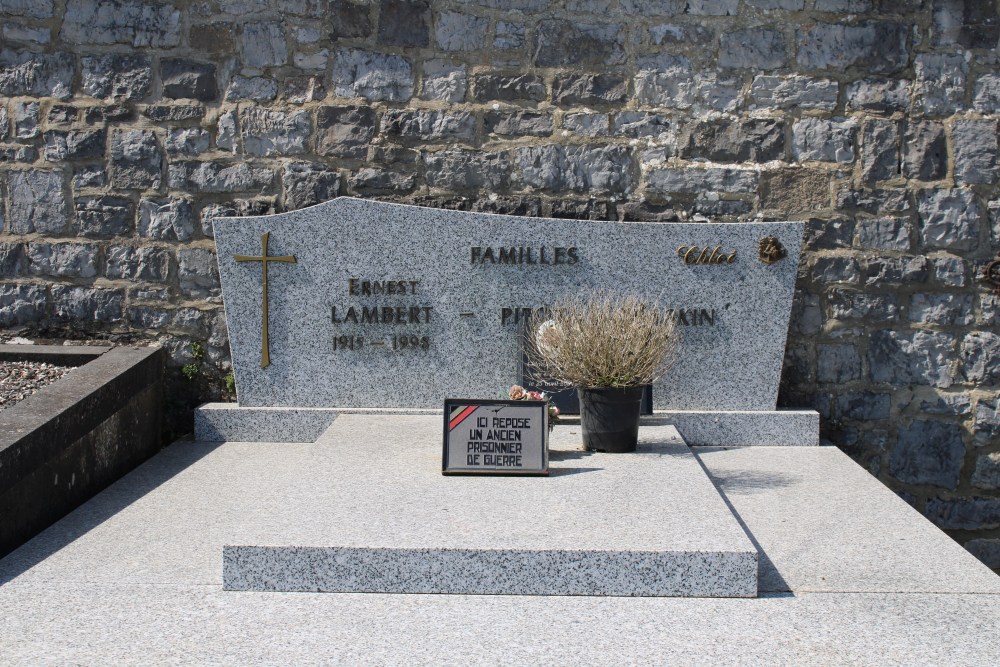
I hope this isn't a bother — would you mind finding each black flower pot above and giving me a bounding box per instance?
[578,386,644,453]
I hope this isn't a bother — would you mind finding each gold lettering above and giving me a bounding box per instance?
[677,245,738,266]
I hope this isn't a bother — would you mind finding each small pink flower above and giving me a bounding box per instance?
[509,385,527,400]
[550,406,560,418]
[528,391,544,401]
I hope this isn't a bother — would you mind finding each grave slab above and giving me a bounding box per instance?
[222,415,758,597]
[1,418,999,664]
[2,581,1000,665]
[697,446,1000,594]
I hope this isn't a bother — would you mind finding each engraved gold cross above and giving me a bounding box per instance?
[235,232,296,368]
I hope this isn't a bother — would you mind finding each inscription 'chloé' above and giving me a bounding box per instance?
[677,245,737,265]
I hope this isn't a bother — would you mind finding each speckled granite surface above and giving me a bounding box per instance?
[214,198,803,411]
[2,582,999,665]
[697,446,1000,595]
[193,403,820,445]
[194,404,337,442]
[663,409,820,446]
[221,416,757,597]
[2,414,999,664]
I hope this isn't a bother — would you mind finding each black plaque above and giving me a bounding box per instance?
[442,399,549,476]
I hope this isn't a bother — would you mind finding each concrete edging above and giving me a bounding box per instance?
[0,345,166,558]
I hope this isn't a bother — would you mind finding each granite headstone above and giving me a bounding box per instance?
[213,197,803,411]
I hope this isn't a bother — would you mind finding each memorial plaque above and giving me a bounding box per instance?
[442,399,548,476]
[213,197,804,410]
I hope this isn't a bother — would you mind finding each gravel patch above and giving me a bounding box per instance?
[0,361,75,411]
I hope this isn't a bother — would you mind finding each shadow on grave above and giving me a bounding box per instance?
[694,448,799,595]
[547,449,603,477]
[0,440,223,586]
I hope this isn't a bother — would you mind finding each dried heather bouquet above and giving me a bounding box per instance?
[524,293,679,389]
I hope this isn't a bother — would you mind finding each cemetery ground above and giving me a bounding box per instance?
[1,414,999,664]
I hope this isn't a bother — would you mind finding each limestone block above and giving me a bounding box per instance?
[74,196,133,238]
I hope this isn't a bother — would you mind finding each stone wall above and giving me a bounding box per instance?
[0,0,999,564]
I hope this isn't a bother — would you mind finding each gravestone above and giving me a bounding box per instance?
[197,197,817,445]
[200,197,818,598]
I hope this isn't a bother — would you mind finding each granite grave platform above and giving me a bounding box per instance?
[195,197,822,599]
[2,414,999,664]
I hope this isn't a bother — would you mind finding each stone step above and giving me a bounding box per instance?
[222,415,758,597]
[195,402,819,446]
